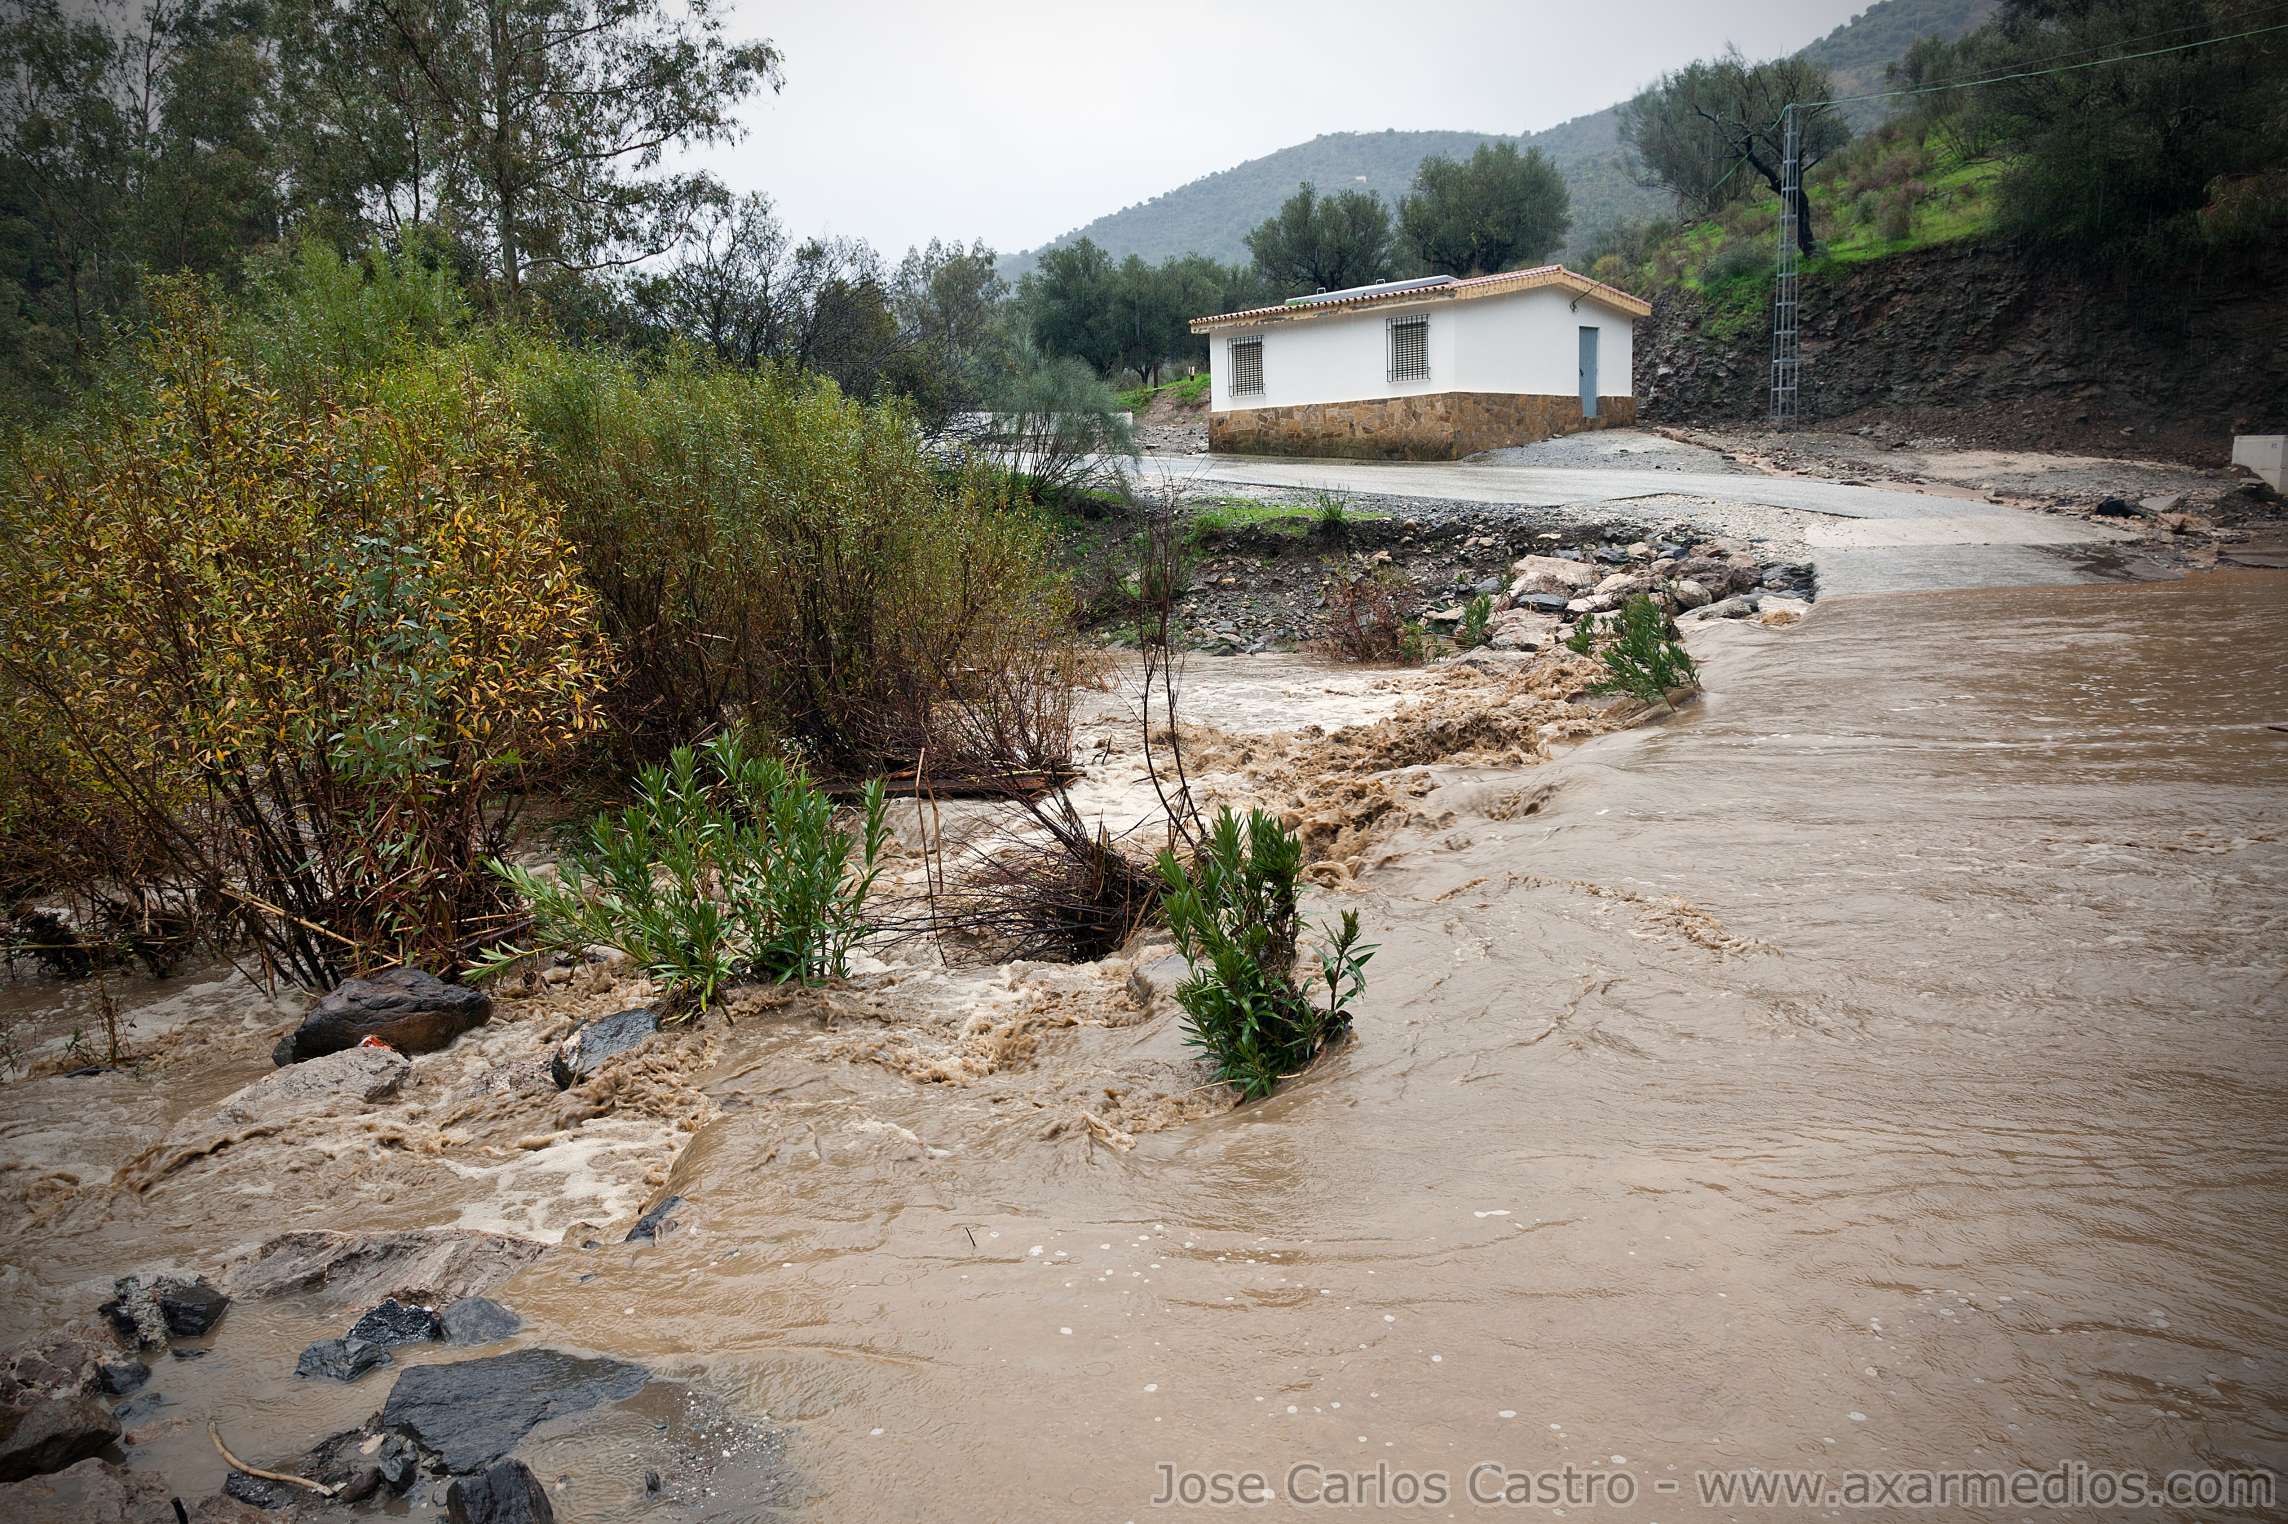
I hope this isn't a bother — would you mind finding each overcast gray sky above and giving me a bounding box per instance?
[693,0,1870,259]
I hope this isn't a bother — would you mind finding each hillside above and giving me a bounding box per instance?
[1005,0,1994,279]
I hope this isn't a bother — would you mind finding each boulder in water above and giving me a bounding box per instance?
[549,1007,660,1089]
[101,1274,228,1346]
[0,1394,119,1483]
[440,1298,522,1346]
[380,1349,647,1474]
[272,968,490,1065]
[295,1337,391,1383]
[348,1298,443,1348]
[446,1458,556,1523]
[217,1045,410,1123]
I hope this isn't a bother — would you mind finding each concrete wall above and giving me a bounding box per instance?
[1208,287,1636,414]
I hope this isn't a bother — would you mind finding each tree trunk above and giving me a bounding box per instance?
[488,2,519,305]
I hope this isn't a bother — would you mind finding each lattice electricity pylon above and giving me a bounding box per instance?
[1770,104,1802,424]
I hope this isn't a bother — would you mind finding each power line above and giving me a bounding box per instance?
[1799,16,2288,110]
[1765,12,2288,421]
[1711,14,2286,229]
[1878,0,2288,89]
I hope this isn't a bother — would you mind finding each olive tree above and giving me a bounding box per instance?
[1617,49,1847,255]
[1397,142,1571,277]
[1244,181,1396,294]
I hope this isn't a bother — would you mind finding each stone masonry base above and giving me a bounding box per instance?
[1207,391,1639,461]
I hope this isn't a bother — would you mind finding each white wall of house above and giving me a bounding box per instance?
[1207,302,1457,411]
[1446,287,1636,400]
[1208,286,1635,411]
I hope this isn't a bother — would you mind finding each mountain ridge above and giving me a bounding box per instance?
[1003,0,1995,280]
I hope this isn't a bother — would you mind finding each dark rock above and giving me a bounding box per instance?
[347,1298,442,1349]
[0,1393,120,1483]
[295,1337,392,1383]
[111,1390,165,1426]
[1665,557,1761,599]
[624,1194,685,1243]
[445,1459,555,1523]
[335,1464,382,1504]
[96,1360,147,1398]
[0,1457,173,1522]
[549,1008,659,1090]
[1519,592,1572,614]
[380,1349,648,1474]
[439,1299,522,1347]
[169,1347,207,1361]
[102,1274,225,1347]
[377,1431,421,1492]
[272,968,491,1066]
[2092,496,2146,518]
[223,1469,287,1508]
[159,1279,229,1337]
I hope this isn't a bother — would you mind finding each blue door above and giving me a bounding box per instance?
[1578,326,1599,418]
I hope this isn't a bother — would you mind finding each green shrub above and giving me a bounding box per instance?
[1699,239,1767,288]
[1314,567,1423,665]
[1156,808,1374,1101]
[479,730,889,1016]
[499,343,1080,782]
[1578,595,1698,709]
[1456,593,1493,650]
[1311,492,1352,540]
[0,289,607,988]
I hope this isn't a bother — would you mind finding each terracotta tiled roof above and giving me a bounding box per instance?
[1189,265,1651,331]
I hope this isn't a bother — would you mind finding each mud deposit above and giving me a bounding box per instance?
[4,573,2284,1520]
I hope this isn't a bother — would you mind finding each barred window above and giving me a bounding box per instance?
[1387,316,1429,382]
[1229,336,1264,397]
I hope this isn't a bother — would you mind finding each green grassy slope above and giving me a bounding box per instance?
[1003,0,1995,279]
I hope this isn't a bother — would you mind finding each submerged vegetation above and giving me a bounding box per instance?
[0,246,1080,987]
[0,289,609,987]
[1570,595,1700,711]
[1315,567,1432,666]
[1158,808,1374,1102]
[477,732,889,1017]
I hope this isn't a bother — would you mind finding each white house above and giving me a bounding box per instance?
[1188,266,1651,460]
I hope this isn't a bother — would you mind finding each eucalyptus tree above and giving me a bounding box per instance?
[368,0,783,304]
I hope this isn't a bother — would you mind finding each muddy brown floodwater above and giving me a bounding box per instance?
[4,572,2285,1522]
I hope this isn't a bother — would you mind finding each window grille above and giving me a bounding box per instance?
[1387,315,1429,382]
[1229,336,1264,396]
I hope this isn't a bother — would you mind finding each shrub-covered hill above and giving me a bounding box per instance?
[1003,0,1995,278]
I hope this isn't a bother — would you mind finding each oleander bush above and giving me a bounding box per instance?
[478,729,888,1016]
[1574,594,1698,709]
[1157,808,1374,1101]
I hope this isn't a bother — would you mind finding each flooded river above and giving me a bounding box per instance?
[3,572,2284,1520]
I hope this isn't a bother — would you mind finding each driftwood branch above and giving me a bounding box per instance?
[208,1421,339,1499]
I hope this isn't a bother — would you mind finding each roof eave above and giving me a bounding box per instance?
[1190,266,1649,331]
